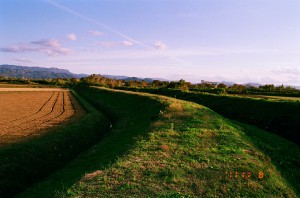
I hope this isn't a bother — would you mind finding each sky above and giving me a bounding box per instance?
[0,0,300,85]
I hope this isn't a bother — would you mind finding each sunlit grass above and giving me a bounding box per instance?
[19,87,299,197]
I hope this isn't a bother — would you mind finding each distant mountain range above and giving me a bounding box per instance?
[0,65,164,83]
[103,75,166,83]
[0,64,87,79]
[214,81,261,87]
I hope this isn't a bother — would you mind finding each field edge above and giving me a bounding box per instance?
[0,89,111,197]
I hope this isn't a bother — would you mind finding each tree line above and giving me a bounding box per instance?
[0,74,299,96]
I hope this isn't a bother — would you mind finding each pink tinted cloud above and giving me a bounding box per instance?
[31,39,73,56]
[122,41,133,46]
[1,39,73,56]
[154,41,167,50]
[13,58,35,63]
[97,42,118,47]
[272,68,300,76]
[67,33,77,41]
[88,30,103,36]
[96,40,134,48]
[0,43,36,53]
[42,47,72,56]
[31,39,61,48]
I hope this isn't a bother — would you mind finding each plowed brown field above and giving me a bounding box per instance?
[0,88,85,145]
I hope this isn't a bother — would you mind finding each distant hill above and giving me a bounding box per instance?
[244,82,261,88]
[102,75,167,83]
[0,64,87,79]
[220,81,236,86]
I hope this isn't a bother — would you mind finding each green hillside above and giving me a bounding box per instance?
[18,87,299,197]
[116,87,300,145]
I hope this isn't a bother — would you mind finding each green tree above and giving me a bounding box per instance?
[217,83,227,89]
[259,84,275,92]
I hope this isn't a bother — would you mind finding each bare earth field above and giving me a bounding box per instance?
[0,88,85,145]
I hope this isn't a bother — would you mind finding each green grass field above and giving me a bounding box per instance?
[231,94,300,101]
[116,87,300,145]
[18,87,299,197]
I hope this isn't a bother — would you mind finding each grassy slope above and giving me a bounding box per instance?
[117,87,300,145]
[0,90,110,197]
[229,94,300,101]
[19,87,299,197]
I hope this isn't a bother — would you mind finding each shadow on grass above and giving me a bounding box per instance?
[0,90,111,197]
[232,121,300,196]
[17,87,164,197]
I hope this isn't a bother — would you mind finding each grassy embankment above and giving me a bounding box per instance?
[0,82,58,88]
[0,90,111,197]
[229,94,300,101]
[117,87,300,145]
[19,87,299,197]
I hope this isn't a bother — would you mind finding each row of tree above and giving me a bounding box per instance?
[0,74,299,95]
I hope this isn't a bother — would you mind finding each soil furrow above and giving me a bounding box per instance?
[0,92,55,125]
[0,92,56,124]
[0,89,84,146]
[0,92,60,133]
[4,92,64,135]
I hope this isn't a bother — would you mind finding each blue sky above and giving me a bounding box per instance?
[0,0,300,85]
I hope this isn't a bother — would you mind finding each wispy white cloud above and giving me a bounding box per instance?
[0,39,73,56]
[154,41,167,50]
[13,58,35,63]
[42,47,72,56]
[156,47,296,57]
[31,39,73,56]
[88,30,103,36]
[46,0,189,65]
[97,42,118,48]
[271,67,300,76]
[122,40,134,46]
[67,33,77,41]
[0,43,36,53]
[47,0,148,48]
[53,49,167,61]
[31,39,60,47]
[96,40,134,48]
